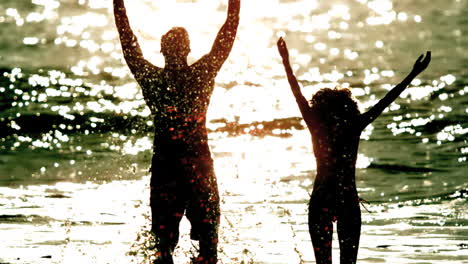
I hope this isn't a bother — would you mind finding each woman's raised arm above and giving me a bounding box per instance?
[359,51,431,129]
[277,37,311,118]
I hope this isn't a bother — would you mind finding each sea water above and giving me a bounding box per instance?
[0,0,466,263]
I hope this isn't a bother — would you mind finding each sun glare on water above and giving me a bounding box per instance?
[2,0,465,263]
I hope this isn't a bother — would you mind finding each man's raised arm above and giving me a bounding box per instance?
[203,0,240,71]
[359,51,431,129]
[113,0,157,76]
[277,37,311,119]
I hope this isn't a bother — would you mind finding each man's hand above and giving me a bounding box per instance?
[277,37,289,60]
[201,0,240,72]
[411,51,431,76]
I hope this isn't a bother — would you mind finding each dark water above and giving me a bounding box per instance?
[0,0,467,263]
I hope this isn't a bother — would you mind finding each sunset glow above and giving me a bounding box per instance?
[0,0,466,263]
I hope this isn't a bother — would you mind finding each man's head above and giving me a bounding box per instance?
[161,27,190,58]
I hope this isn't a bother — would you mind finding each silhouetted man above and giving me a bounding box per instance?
[113,0,240,263]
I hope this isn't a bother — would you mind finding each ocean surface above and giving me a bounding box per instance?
[0,0,466,263]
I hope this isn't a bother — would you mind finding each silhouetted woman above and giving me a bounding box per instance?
[277,37,430,264]
[114,0,240,263]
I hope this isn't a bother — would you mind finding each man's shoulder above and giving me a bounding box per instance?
[134,72,166,92]
[190,55,218,73]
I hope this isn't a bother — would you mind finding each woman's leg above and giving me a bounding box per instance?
[337,201,361,264]
[309,195,334,264]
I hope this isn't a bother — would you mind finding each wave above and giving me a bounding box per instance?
[1,67,307,138]
[369,187,467,206]
[367,163,445,173]
[0,214,54,224]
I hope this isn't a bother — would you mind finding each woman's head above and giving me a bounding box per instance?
[310,87,360,125]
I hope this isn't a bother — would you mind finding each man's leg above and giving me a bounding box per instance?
[150,161,185,264]
[186,160,220,264]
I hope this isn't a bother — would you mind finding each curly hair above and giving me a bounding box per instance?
[309,88,360,126]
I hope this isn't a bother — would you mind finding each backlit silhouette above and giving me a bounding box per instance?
[277,37,430,264]
[113,0,240,263]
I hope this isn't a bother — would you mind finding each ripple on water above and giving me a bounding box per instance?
[0,0,467,263]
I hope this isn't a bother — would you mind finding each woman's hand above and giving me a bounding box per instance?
[411,51,431,76]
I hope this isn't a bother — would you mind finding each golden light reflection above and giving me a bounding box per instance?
[2,0,465,263]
